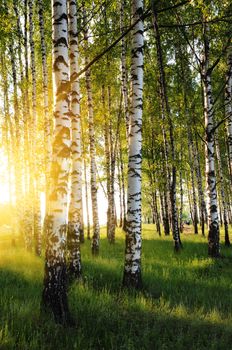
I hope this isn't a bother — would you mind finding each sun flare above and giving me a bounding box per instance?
[0,151,10,204]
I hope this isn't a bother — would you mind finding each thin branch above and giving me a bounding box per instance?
[58,0,191,94]
[174,12,202,70]
[210,113,232,135]
[208,35,232,74]
[96,165,107,199]
[196,130,207,146]
[159,14,232,28]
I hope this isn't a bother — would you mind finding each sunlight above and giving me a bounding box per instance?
[0,151,10,204]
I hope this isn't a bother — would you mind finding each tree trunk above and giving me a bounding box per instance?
[153,190,161,236]
[38,0,52,214]
[225,48,232,185]
[29,0,42,256]
[108,86,116,243]
[202,22,220,257]
[119,134,127,230]
[9,37,25,243]
[120,0,130,139]
[83,8,100,255]
[117,149,123,228]
[193,135,206,236]
[152,3,181,250]
[179,159,184,234]
[22,0,33,252]
[84,157,91,240]
[122,0,144,289]
[67,0,82,280]
[42,0,71,325]
[215,134,230,246]
[188,130,198,234]
[102,85,112,240]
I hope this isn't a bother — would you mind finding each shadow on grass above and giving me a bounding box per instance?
[81,237,232,317]
[1,266,232,350]
[1,234,232,349]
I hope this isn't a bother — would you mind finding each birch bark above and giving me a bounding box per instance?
[42,0,71,324]
[67,0,82,279]
[123,0,144,289]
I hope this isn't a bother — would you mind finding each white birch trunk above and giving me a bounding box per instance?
[29,0,42,256]
[42,0,71,324]
[108,86,116,243]
[193,136,207,236]
[67,0,82,279]
[215,134,230,246]
[120,0,130,139]
[83,8,100,255]
[38,0,52,209]
[122,0,144,289]
[225,48,232,183]
[202,23,220,256]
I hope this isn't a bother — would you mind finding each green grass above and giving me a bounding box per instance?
[1,225,232,349]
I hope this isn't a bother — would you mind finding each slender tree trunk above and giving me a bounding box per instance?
[29,0,42,256]
[122,0,144,289]
[83,12,100,255]
[162,183,170,235]
[117,150,123,228]
[187,178,194,224]
[188,130,198,234]
[23,0,33,252]
[67,0,82,280]
[153,190,161,236]
[108,86,116,243]
[179,161,184,234]
[215,134,230,246]
[38,0,52,214]
[42,0,71,325]
[193,135,206,236]
[159,192,165,230]
[84,157,91,240]
[119,134,127,230]
[1,51,15,242]
[102,85,112,240]
[202,22,220,257]
[225,48,232,184]
[120,0,130,139]
[152,3,181,250]
[9,38,24,242]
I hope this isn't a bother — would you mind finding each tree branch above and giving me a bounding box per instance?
[58,0,191,94]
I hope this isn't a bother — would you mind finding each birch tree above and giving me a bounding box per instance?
[225,47,232,183]
[83,5,100,255]
[42,0,71,324]
[29,0,42,256]
[67,0,82,279]
[202,21,220,257]
[38,0,52,209]
[122,0,144,289]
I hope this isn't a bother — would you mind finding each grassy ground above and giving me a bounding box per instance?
[0,225,232,349]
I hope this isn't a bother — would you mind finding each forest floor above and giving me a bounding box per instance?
[0,225,232,349]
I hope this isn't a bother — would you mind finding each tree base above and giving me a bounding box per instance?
[208,246,221,258]
[91,246,99,256]
[42,262,72,326]
[122,270,142,290]
[174,241,182,252]
[67,264,82,286]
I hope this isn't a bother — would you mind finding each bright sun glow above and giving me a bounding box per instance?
[0,148,118,225]
[0,151,10,204]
